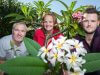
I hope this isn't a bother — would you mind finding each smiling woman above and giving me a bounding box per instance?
[33,12,63,47]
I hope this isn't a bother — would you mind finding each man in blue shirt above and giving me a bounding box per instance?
[0,22,29,61]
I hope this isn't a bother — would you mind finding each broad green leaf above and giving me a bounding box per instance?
[24,37,41,57]
[4,13,22,18]
[0,56,47,75]
[14,15,25,20]
[83,53,100,73]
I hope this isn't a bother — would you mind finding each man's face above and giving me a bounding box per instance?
[43,15,55,32]
[12,24,27,43]
[82,13,99,34]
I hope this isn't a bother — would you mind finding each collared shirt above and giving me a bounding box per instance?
[0,35,29,60]
[33,28,63,47]
[75,27,100,52]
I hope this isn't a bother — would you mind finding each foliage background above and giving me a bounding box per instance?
[0,0,100,75]
[0,0,100,38]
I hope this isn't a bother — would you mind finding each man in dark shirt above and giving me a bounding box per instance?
[75,7,100,75]
[76,27,100,52]
[76,7,100,52]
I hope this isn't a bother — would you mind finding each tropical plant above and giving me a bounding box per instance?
[3,0,54,38]
[55,0,89,38]
[33,0,54,20]
[0,0,21,38]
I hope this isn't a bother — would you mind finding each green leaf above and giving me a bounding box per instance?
[44,0,54,8]
[21,5,28,17]
[0,56,47,75]
[2,67,46,75]
[55,12,63,22]
[24,37,41,57]
[14,15,25,20]
[83,60,100,73]
[84,53,100,62]
[83,53,100,73]
[74,6,88,12]
[56,0,69,11]
[4,13,21,18]
[70,1,77,10]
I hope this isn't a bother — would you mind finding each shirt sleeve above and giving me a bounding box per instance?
[33,29,45,46]
[0,38,6,59]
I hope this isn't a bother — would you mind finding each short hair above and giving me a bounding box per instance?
[12,22,27,31]
[99,13,100,20]
[84,7,99,19]
[42,12,57,24]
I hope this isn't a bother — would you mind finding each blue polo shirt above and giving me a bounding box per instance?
[0,35,29,60]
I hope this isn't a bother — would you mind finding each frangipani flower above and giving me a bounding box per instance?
[68,69,86,75]
[37,47,50,63]
[64,52,85,70]
[48,47,65,66]
[65,39,87,56]
[51,36,67,50]
[38,36,87,75]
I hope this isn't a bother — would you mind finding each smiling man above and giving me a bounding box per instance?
[76,7,100,52]
[0,22,41,75]
[0,22,41,62]
[75,7,100,75]
[0,22,29,61]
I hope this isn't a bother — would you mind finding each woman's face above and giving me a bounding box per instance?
[43,15,55,32]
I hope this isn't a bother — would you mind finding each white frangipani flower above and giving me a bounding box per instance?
[48,47,65,66]
[65,52,85,70]
[65,39,87,55]
[68,69,86,75]
[38,36,87,74]
[38,47,50,63]
[51,36,66,49]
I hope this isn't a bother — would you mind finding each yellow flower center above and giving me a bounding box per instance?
[70,54,76,63]
[54,53,58,59]
[57,43,62,49]
[72,72,79,75]
[44,49,48,53]
[74,44,80,48]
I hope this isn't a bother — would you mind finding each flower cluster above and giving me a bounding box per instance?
[38,36,87,75]
[72,11,83,23]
